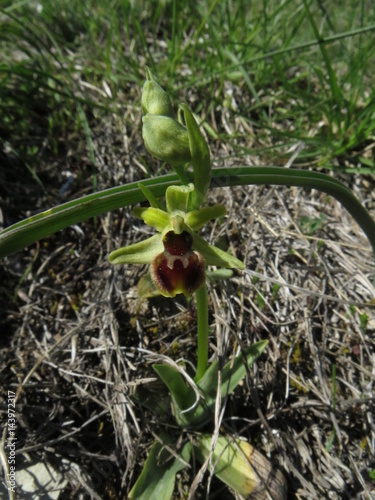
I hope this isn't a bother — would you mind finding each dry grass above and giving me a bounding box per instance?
[1,86,375,500]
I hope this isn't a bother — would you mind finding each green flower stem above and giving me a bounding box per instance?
[195,283,209,382]
[1,168,375,267]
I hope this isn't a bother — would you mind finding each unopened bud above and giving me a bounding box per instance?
[142,114,191,166]
[142,69,174,117]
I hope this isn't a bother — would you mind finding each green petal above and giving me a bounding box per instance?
[165,184,194,213]
[132,207,171,232]
[185,205,227,230]
[109,234,163,265]
[192,233,245,269]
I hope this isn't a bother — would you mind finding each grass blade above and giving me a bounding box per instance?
[301,0,342,105]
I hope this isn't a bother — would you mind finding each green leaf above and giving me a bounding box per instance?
[152,364,192,406]
[152,364,208,428]
[194,435,259,496]
[129,437,191,500]
[109,234,163,265]
[2,168,375,269]
[153,342,268,428]
[206,269,233,281]
[194,435,287,498]
[197,341,269,404]
[221,341,268,395]
[0,173,178,258]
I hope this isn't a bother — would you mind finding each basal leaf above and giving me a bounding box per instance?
[197,341,269,406]
[129,437,191,499]
[153,364,210,428]
[194,434,287,499]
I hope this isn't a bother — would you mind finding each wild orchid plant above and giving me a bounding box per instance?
[110,70,282,496]
[1,69,375,498]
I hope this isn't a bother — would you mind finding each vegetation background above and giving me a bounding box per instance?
[1,0,375,498]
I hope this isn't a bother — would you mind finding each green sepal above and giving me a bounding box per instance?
[165,184,194,213]
[180,103,211,209]
[192,233,245,270]
[132,207,171,232]
[185,205,227,230]
[109,234,163,265]
[129,435,191,500]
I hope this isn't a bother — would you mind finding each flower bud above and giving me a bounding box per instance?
[142,114,191,166]
[142,79,174,117]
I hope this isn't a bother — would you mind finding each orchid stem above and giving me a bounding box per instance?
[195,283,209,382]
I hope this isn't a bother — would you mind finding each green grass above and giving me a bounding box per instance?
[1,0,375,182]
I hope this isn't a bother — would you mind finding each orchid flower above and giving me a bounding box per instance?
[109,183,244,298]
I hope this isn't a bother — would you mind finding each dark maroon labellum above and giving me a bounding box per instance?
[151,231,205,297]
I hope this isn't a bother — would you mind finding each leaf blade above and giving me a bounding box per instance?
[129,438,191,500]
[1,167,375,269]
